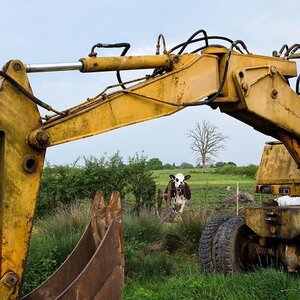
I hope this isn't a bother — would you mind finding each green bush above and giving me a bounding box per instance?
[127,153,157,215]
[81,153,128,199]
[163,163,176,170]
[215,161,237,167]
[37,165,85,216]
[38,152,157,217]
[180,162,194,169]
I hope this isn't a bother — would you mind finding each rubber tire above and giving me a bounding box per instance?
[198,216,229,273]
[215,215,254,274]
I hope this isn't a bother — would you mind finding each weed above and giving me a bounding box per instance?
[164,211,209,254]
[124,211,165,243]
[35,202,90,236]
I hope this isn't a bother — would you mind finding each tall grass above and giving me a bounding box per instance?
[35,202,91,236]
[124,211,165,243]
[124,210,210,282]
[164,212,209,254]
[125,250,175,282]
[22,200,300,299]
[124,212,173,281]
[22,202,90,296]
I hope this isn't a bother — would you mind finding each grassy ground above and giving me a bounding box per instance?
[124,268,300,300]
[153,168,270,213]
[24,203,300,299]
[22,167,286,299]
[153,168,255,186]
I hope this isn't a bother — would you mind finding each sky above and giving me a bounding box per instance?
[1,1,299,166]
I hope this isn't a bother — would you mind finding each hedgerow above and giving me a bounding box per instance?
[37,152,156,217]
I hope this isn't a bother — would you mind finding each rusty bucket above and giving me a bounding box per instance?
[22,191,124,300]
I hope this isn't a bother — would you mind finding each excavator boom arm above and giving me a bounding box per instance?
[30,53,220,147]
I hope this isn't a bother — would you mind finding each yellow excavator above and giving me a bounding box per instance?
[1,30,300,299]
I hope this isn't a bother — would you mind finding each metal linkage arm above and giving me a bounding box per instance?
[0,61,46,298]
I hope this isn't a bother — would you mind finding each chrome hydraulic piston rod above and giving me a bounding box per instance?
[25,54,171,73]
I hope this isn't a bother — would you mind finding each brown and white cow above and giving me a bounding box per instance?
[164,173,191,213]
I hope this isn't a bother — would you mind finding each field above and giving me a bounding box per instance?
[22,167,300,299]
[153,168,268,213]
[153,168,255,186]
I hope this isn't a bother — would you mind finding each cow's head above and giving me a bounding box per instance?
[169,173,191,189]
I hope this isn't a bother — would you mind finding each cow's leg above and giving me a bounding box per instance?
[170,198,177,212]
[179,200,186,213]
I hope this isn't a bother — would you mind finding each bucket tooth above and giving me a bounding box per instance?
[22,191,124,300]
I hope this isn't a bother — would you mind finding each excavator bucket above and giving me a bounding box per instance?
[22,191,124,300]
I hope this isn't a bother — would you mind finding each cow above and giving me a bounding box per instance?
[164,173,191,214]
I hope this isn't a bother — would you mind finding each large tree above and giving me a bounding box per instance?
[187,120,228,173]
[146,157,163,170]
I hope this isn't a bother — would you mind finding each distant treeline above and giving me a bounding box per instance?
[146,158,257,175]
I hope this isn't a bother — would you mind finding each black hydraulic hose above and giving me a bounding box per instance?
[152,34,248,94]
[0,69,64,114]
[152,31,211,78]
[279,44,289,56]
[296,75,300,95]
[285,44,300,57]
[88,42,131,89]
[170,36,234,54]
[116,44,131,89]
[288,44,300,57]
[191,44,227,54]
[88,42,131,57]
[170,36,248,55]
[177,29,209,55]
[273,44,289,57]
[182,41,236,107]
[232,40,250,54]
